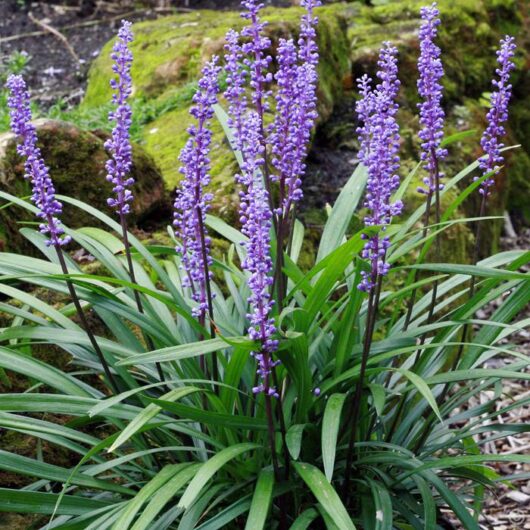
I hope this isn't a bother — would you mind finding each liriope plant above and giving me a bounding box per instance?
[0,1,528,529]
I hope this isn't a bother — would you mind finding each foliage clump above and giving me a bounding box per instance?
[0,2,528,530]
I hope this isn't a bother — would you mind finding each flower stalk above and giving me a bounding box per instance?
[105,20,166,384]
[344,42,401,496]
[403,2,447,331]
[270,0,320,307]
[6,74,119,394]
[388,3,447,439]
[174,57,221,381]
[436,35,516,402]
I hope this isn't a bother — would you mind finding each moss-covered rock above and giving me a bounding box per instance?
[143,105,239,220]
[347,0,522,99]
[81,0,529,251]
[0,119,167,252]
[83,6,350,118]
[82,5,351,205]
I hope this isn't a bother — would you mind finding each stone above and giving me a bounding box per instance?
[82,5,351,198]
[0,119,167,253]
[506,491,530,505]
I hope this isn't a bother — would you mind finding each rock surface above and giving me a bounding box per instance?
[0,119,167,252]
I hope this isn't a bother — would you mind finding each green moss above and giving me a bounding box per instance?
[83,6,350,114]
[346,0,523,103]
[84,10,235,108]
[143,105,239,221]
[82,5,352,226]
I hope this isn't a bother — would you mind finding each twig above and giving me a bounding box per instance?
[28,12,81,64]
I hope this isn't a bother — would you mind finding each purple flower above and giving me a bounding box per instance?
[6,75,70,247]
[271,37,298,190]
[477,35,516,196]
[237,112,279,397]
[271,0,321,213]
[105,20,135,215]
[240,1,273,115]
[417,2,447,195]
[224,29,248,152]
[355,74,375,167]
[174,58,221,319]
[298,0,321,67]
[356,43,402,292]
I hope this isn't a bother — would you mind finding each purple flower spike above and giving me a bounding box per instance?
[237,112,279,397]
[106,20,135,216]
[241,1,273,109]
[271,0,320,213]
[6,75,70,247]
[356,43,402,292]
[298,0,321,67]
[224,29,248,151]
[174,58,221,319]
[417,2,447,195]
[477,35,516,196]
[355,74,375,167]
[271,37,298,189]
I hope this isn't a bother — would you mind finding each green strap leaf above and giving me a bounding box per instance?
[245,469,275,530]
[0,450,132,495]
[322,393,347,482]
[366,478,393,530]
[293,462,356,530]
[0,488,112,515]
[289,508,319,530]
[178,443,260,510]
[0,346,93,398]
[286,424,307,460]
[108,387,200,452]
[150,398,268,430]
[317,164,367,263]
[131,464,200,530]
[117,337,231,366]
[405,263,529,280]
[112,465,181,529]
[395,368,442,422]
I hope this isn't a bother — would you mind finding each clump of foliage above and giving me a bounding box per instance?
[0,1,528,529]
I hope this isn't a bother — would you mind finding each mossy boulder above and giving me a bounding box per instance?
[83,6,350,119]
[82,5,351,204]
[81,0,529,252]
[0,119,167,252]
[347,0,523,100]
